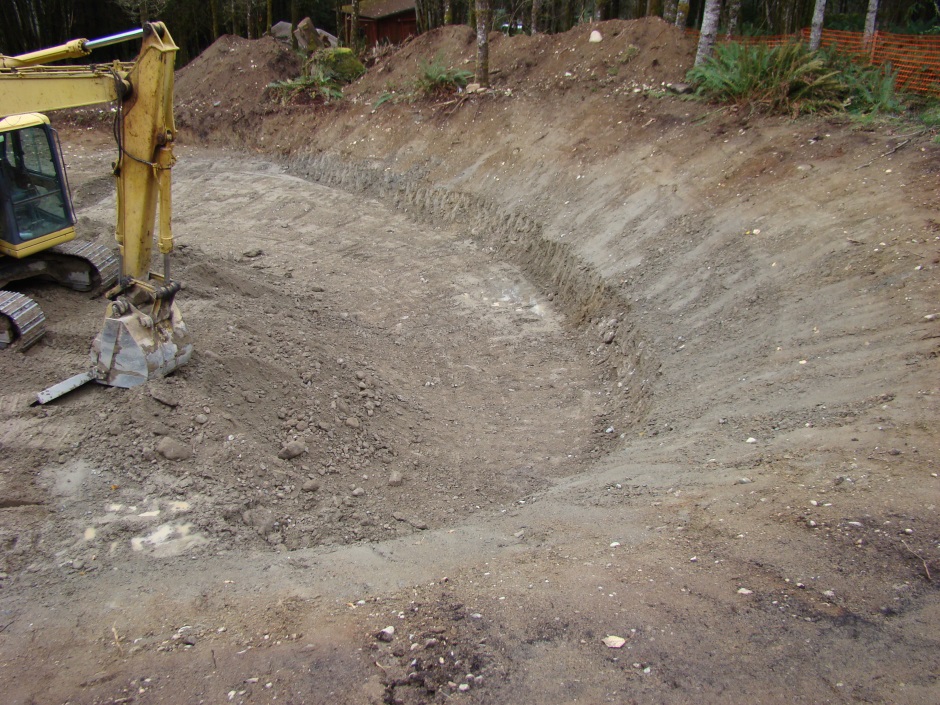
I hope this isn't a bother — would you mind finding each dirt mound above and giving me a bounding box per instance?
[346,18,697,100]
[175,34,300,138]
[175,19,695,137]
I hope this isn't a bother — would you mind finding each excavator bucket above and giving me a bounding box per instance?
[90,280,192,388]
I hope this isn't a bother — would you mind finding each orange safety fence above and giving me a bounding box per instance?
[702,28,940,97]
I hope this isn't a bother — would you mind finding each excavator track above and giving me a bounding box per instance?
[0,242,117,349]
[48,241,120,292]
[0,290,45,350]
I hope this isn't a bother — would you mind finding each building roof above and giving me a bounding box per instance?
[342,0,416,20]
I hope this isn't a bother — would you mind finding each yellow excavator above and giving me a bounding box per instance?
[0,23,191,402]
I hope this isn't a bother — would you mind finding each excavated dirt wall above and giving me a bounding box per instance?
[287,152,658,427]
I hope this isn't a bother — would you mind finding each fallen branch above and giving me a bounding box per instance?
[902,540,932,582]
[854,132,925,170]
[112,624,124,655]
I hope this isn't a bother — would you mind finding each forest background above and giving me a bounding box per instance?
[2,0,939,68]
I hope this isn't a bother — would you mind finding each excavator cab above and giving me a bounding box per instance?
[0,113,76,258]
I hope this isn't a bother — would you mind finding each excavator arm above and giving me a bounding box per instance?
[0,23,191,397]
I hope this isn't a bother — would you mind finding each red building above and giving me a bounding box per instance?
[343,0,418,48]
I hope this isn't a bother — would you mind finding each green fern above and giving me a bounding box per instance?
[415,56,474,96]
[689,42,845,116]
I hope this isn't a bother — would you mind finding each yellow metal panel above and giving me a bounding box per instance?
[0,73,120,115]
[0,113,49,131]
[0,227,76,258]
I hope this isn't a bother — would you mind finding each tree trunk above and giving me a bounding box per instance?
[694,0,720,66]
[350,0,360,48]
[211,0,220,39]
[809,0,826,51]
[725,0,741,38]
[663,0,677,23]
[531,0,542,33]
[475,0,490,87]
[290,0,298,49]
[675,1,688,28]
[266,0,272,32]
[863,0,879,47]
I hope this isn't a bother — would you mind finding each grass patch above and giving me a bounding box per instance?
[372,57,475,109]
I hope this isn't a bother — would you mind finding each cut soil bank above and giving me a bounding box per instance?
[1,17,939,705]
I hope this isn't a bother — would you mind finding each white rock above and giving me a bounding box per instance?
[603,635,626,648]
[589,30,602,43]
[737,588,753,595]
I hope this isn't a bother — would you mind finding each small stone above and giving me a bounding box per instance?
[278,440,306,460]
[155,437,193,461]
[376,626,395,642]
[735,477,753,485]
[388,471,404,487]
[589,30,602,43]
[352,487,365,497]
[243,248,263,258]
[737,588,753,595]
[345,416,361,429]
[666,82,694,95]
[602,330,616,344]
[458,683,470,692]
[182,635,197,646]
[194,414,209,425]
[745,437,757,444]
[603,635,626,648]
[149,387,179,407]
[301,479,320,493]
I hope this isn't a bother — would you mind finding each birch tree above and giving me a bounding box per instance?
[475,0,490,87]
[663,0,677,23]
[725,0,741,38]
[863,0,879,46]
[809,0,826,51]
[694,0,721,66]
[675,1,688,28]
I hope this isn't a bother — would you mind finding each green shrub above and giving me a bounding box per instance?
[688,42,843,116]
[414,57,474,96]
[821,49,902,113]
[309,48,366,83]
[267,66,344,104]
[266,48,365,105]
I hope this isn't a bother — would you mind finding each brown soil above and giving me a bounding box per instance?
[2,17,939,705]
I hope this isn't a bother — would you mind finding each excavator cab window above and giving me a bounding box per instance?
[0,124,76,246]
